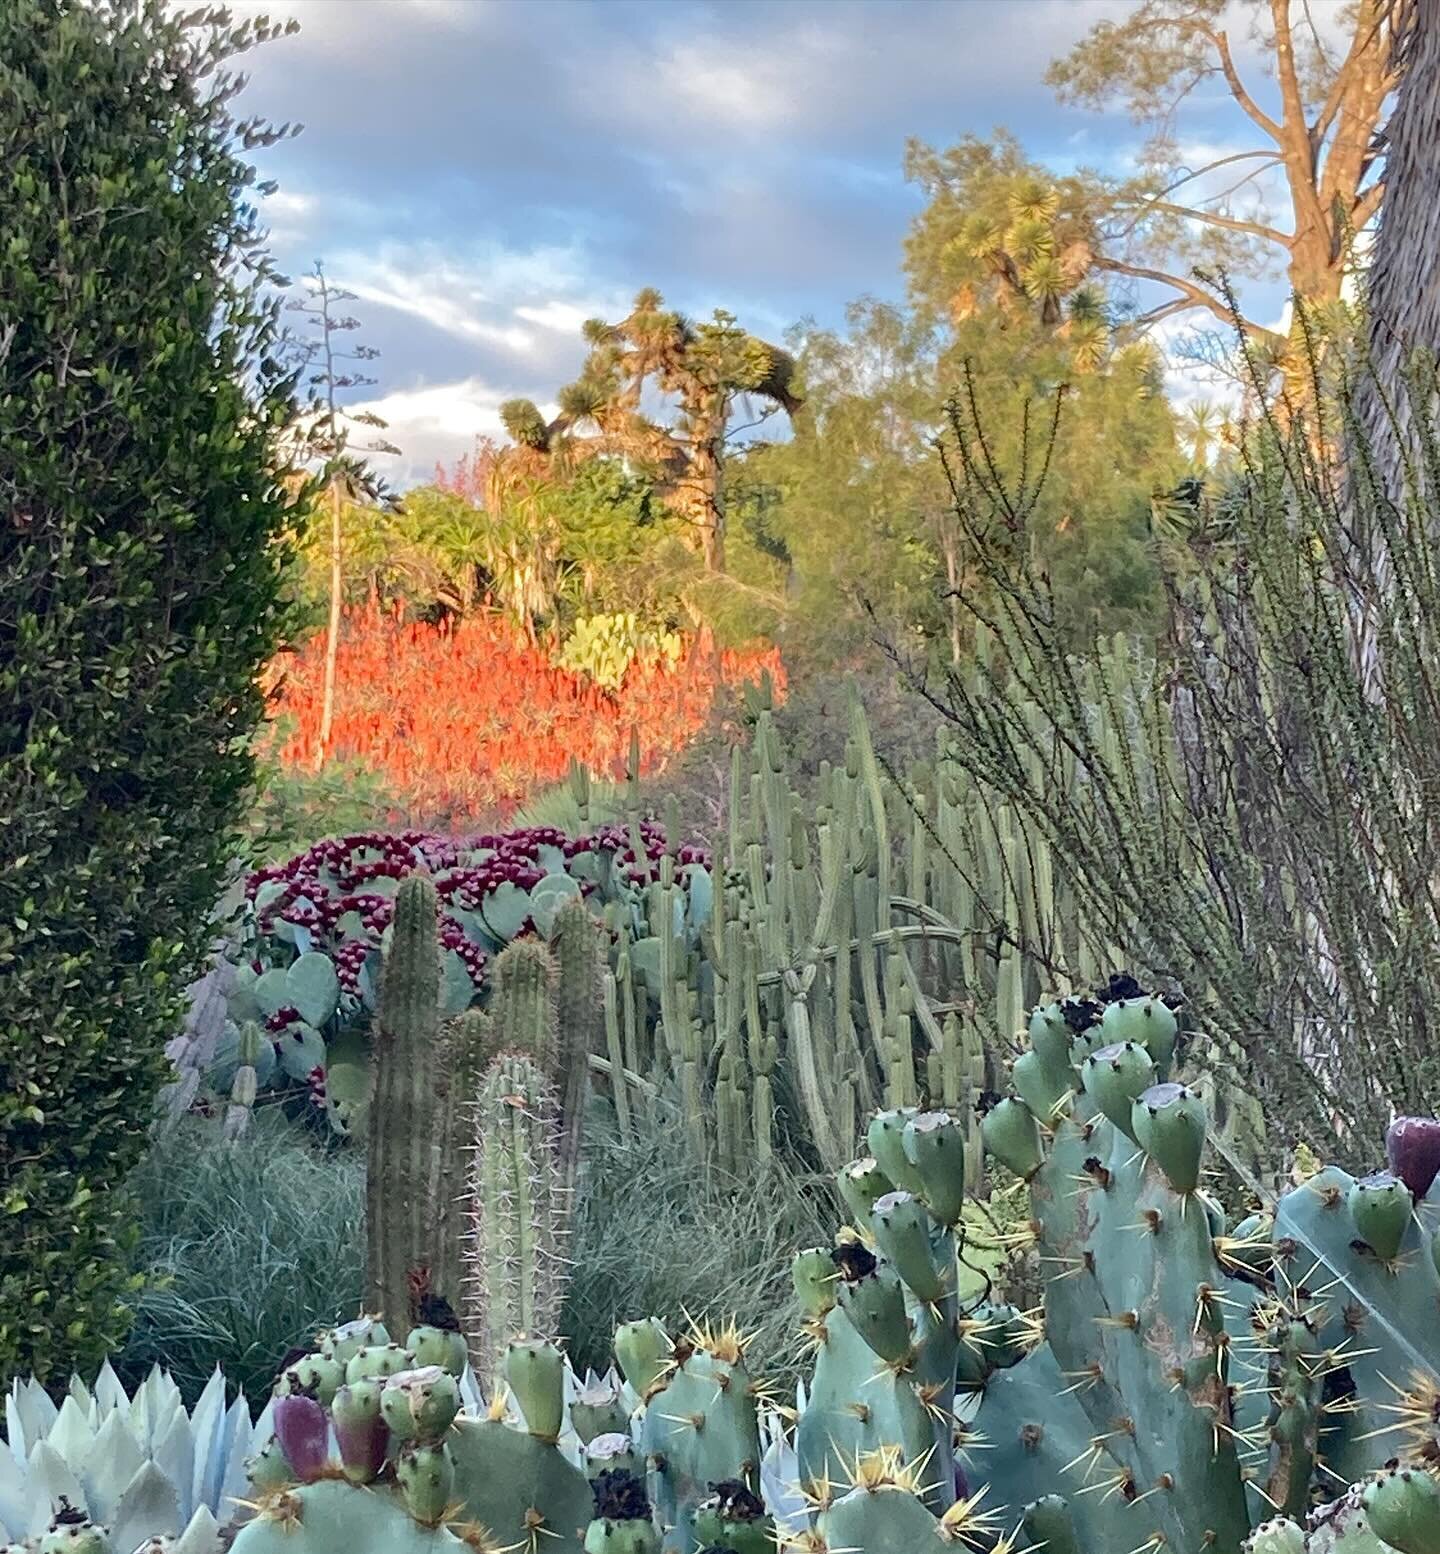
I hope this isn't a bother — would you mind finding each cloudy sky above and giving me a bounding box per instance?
[230,0,1289,484]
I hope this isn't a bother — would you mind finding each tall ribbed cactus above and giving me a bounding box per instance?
[551,896,602,1191]
[462,1051,570,1384]
[366,873,448,1334]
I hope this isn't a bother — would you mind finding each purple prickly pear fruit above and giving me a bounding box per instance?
[333,1380,389,1484]
[273,1393,329,1482]
[1386,1116,1440,1198]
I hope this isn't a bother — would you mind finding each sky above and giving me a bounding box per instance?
[229,0,1294,485]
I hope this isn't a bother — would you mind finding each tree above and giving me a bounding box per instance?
[1046,0,1404,349]
[1354,0,1440,503]
[497,291,802,572]
[285,262,398,768]
[902,146,1183,644]
[1,0,299,1378]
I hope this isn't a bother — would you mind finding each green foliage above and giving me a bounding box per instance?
[0,0,298,1380]
[555,614,684,689]
[561,1100,829,1388]
[119,1113,365,1405]
[907,359,1440,1171]
[244,750,399,865]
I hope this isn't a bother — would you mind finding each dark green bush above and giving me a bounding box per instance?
[0,0,297,1380]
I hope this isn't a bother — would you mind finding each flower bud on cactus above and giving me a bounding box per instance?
[380,1366,461,1444]
[902,1110,967,1226]
[866,1109,927,1197]
[323,1316,391,1365]
[505,1338,565,1441]
[406,1324,468,1377]
[1012,1050,1071,1125]
[837,1156,894,1224]
[584,1432,642,1482]
[1022,1495,1080,1554]
[982,1096,1043,1179]
[1027,1002,1073,1071]
[1349,1171,1412,1261]
[1099,994,1178,1071]
[246,1434,293,1492]
[833,1244,911,1364]
[693,1480,773,1554]
[276,1352,344,1407]
[273,1393,330,1482]
[333,1380,389,1483]
[1364,1466,1440,1554]
[1131,1081,1206,1192]
[1082,1041,1154,1139]
[1243,1519,1307,1554]
[571,1377,630,1443]
[870,1191,948,1302]
[614,1318,671,1397]
[586,1470,658,1554]
[397,1441,455,1527]
[39,1505,108,1554]
[1387,1117,1440,1199]
[792,1247,839,1320]
[346,1342,414,1384]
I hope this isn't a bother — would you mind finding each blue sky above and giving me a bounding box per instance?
[232,0,1291,484]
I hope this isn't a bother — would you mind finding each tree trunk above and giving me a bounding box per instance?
[1357,0,1440,501]
[1346,0,1437,696]
[315,478,343,770]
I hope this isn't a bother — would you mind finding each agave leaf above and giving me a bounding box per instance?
[82,1410,146,1525]
[110,1460,183,1549]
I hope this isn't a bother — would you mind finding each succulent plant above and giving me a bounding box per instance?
[1,1364,262,1551]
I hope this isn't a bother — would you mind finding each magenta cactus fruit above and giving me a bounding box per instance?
[332,1380,389,1484]
[273,1393,330,1483]
[1386,1116,1440,1198]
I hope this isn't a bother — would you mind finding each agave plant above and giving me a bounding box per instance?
[1,1364,264,1551]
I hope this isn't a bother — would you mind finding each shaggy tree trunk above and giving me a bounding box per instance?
[1358,0,1440,498]
[1347,0,1436,696]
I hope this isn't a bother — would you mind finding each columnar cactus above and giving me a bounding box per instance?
[461,1053,570,1384]
[366,872,453,1335]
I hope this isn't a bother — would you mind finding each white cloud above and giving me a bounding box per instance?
[350,378,558,485]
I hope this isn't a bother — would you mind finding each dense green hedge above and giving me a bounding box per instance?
[0,0,298,1381]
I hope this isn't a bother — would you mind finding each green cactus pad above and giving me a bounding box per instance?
[981,1097,1043,1179]
[838,1157,895,1225]
[449,1417,590,1554]
[834,1252,912,1364]
[1081,1041,1154,1139]
[867,1110,927,1196]
[614,1318,672,1398]
[1364,1468,1440,1554]
[902,1111,968,1227]
[815,1483,949,1554]
[397,1443,455,1527]
[1348,1173,1412,1262]
[570,1379,630,1444]
[228,1481,470,1554]
[505,1340,566,1442]
[793,1248,840,1320]
[1131,1081,1206,1192]
[1099,995,1178,1071]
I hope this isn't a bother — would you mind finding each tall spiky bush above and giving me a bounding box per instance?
[0,0,298,1378]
